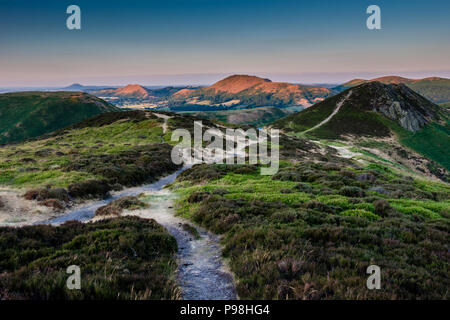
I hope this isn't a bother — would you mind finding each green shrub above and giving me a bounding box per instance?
[68,179,111,199]
[340,209,380,221]
[396,206,441,219]
[187,191,211,203]
[353,202,375,212]
[174,160,450,300]
[339,186,365,198]
[95,196,148,216]
[293,183,312,193]
[304,201,334,214]
[181,223,201,239]
[0,217,179,300]
[373,199,392,217]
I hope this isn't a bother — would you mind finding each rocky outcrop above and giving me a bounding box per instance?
[354,82,439,132]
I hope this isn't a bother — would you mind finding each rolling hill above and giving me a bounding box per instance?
[61,83,113,91]
[333,76,450,104]
[0,91,119,145]
[170,75,333,108]
[92,84,151,99]
[88,84,193,108]
[0,109,449,299]
[272,82,450,170]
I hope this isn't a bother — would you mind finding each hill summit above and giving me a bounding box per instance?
[334,76,450,104]
[273,81,442,136]
[209,75,272,94]
[273,81,450,170]
[350,81,438,131]
[113,84,150,99]
[90,84,151,99]
[172,74,333,107]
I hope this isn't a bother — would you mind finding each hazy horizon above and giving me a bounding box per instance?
[1,70,450,89]
[1,0,449,87]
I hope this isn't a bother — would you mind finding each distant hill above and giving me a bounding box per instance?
[63,83,85,91]
[273,82,450,170]
[0,91,119,145]
[92,84,151,99]
[61,83,115,91]
[114,84,150,99]
[170,75,333,108]
[333,76,450,104]
[90,85,194,99]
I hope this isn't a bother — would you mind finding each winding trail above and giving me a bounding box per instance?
[302,90,352,134]
[152,112,171,134]
[35,114,240,299]
[37,166,237,300]
[129,190,237,300]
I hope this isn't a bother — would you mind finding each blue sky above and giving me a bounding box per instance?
[0,0,449,86]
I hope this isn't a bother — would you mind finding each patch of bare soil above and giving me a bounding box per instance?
[0,189,56,226]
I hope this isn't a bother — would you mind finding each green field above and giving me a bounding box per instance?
[0,111,181,202]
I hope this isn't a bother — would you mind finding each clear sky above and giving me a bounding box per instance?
[0,0,449,86]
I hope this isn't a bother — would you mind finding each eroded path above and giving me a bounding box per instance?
[38,167,237,300]
[302,90,352,134]
[128,190,237,300]
[152,112,171,134]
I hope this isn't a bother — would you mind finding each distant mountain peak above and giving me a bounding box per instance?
[209,75,272,94]
[63,83,85,90]
[114,84,150,98]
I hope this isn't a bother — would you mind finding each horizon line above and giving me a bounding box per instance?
[1,71,450,88]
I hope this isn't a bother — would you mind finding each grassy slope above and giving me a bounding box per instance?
[272,88,390,138]
[272,94,341,132]
[0,111,192,299]
[1,105,449,300]
[390,120,450,171]
[408,79,450,104]
[0,216,179,300]
[0,111,179,192]
[172,158,450,299]
[312,114,450,171]
[272,88,450,170]
[0,91,119,145]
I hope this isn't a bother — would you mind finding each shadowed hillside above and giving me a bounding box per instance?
[0,91,119,145]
